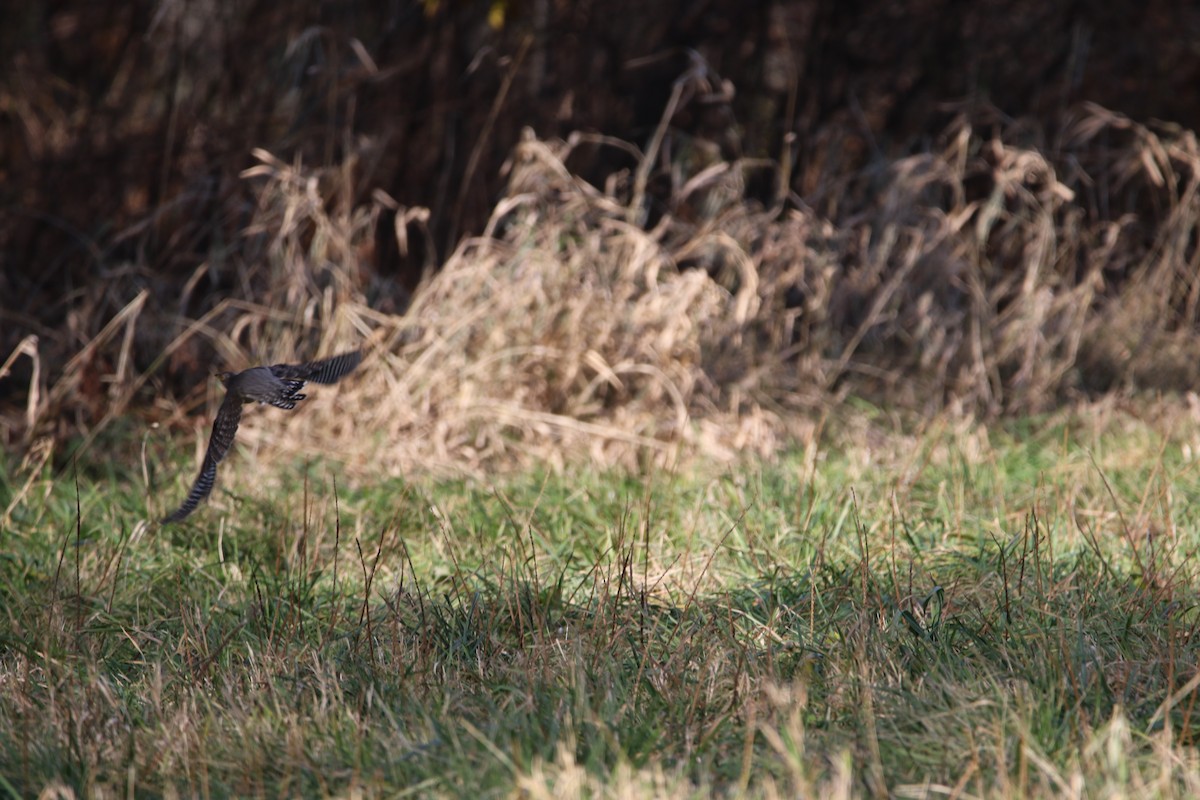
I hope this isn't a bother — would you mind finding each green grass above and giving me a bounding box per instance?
[3,410,1200,797]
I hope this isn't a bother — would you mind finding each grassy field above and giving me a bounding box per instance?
[9,11,1200,797]
[3,404,1200,798]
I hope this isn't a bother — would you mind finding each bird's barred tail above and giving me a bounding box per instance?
[161,456,218,523]
[161,396,243,524]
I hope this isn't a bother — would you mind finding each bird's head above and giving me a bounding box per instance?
[216,370,235,386]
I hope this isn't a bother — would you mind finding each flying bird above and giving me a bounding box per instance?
[162,350,362,523]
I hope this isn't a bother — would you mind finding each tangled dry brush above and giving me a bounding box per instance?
[7,101,1200,478]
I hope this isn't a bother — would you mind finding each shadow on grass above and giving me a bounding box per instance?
[1,480,1198,798]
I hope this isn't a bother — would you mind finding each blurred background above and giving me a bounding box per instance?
[4,0,1200,472]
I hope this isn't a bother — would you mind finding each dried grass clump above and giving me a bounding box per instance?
[239,131,793,476]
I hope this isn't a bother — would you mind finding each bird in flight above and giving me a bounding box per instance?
[162,350,362,524]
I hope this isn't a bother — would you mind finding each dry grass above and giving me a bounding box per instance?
[5,95,1200,486]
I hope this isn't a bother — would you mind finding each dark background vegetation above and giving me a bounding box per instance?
[4,0,1200,451]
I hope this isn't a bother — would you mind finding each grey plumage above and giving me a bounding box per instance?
[162,350,362,524]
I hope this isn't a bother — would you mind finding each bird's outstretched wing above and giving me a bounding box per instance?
[162,393,244,523]
[270,350,362,384]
